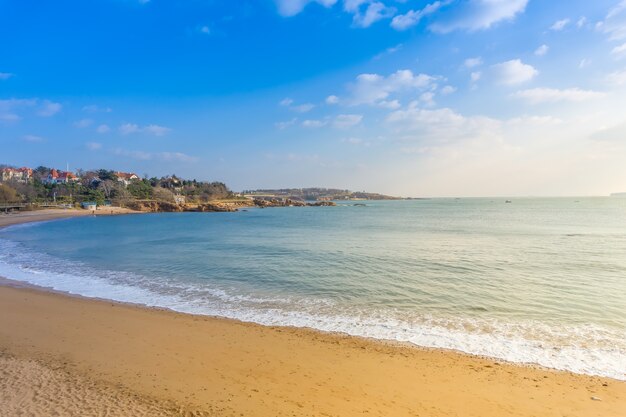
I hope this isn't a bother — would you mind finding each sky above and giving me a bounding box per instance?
[2,0,626,197]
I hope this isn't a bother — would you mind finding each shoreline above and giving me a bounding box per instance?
[0,212,624,416]
[0,207,142,229]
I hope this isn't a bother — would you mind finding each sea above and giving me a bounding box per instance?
[1,198,625,380]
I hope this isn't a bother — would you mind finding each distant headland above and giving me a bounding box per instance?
[0,165,397,212]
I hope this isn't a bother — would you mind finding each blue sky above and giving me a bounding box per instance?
[2,0,626,196]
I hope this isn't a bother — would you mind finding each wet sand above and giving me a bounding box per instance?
[0,214,624,416]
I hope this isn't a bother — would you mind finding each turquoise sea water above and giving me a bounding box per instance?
[1,198,625,379]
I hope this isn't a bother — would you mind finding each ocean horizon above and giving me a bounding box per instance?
[1,198,625,381]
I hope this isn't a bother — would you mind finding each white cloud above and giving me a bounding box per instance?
[597,0,626,40]
[341,137,367,146]
[470,71,482,82]
[534,44,549,56]
[302,119,327,128]
[576,17,587,29]
[280,97,314,112]
[119,123,141,135]
[274,0,337,17]
[333,114,363,128]
[114,148,152,160]
[464,57,483,68]
[73,118,93,128]
[293,103,315,113]
[491,59,538,85]
[38,100,62,117]
[386,106,501,143]
[391,1,442,31]
[143,124,171,136]
[578,58,591,68]
[351,1,395,28]
[512,88,606,104]
[159,152,197,162]
[97,124,111,133]
[550,18,570,31]
[441,85,457,95]
[275,118,297,129]
[200,25,210,35]
[429,0,528,33]
[114,149,194,162]
[326,95,340,104]
[377,99,401,109]
[82,104,112,113]
[22,134,45,143]
[607,69,626,85]
[348,69,435,106]
[419,91,436,107]
[0,113,20,122]
[612,42,626,59]
[119,123,171,136]
[0,73,13,80]
[86,142,102,150]
[0,98,36,122]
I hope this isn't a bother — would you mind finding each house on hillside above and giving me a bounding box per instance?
[1,167,33,183]
[42,169,80,185]
[116,172,140,186]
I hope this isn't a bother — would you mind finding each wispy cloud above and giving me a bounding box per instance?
[391,1,442,31]
[22,134,45,143]
[597,0,626,41]
[97,124,111,134]
[119,123,171,136]
[274,0,337,17]
[86,142,102,150]
[463,57,483,68]
[347,1,396,28]
[279,97,315,112]
[612,42,626,59]
[550,18,570,31]
[0,72,13,80]
[511,87,606,103]
[82,104,112,113]
[114,148,196,162]
[534,44,549,56]
[302,119,327,128]
[38,100,62,117]
[333,114,363,128]
[73,118,93,128]
[0,98,37,122]
[275,118,298,129]
[326,95,340,105]
[429,0,528,33]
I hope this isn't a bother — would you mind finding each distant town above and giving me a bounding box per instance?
[0,165,399,212]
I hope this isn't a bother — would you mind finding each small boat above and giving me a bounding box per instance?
[505,200,512,203]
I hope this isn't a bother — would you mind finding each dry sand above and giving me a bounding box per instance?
[0,207,139,229]
[0,212,624,417]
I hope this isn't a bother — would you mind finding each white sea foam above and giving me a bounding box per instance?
[1,237,624,381]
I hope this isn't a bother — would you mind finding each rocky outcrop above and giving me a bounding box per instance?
[124,200,184,212]
[253,198,336,208]
[124,198,335,213]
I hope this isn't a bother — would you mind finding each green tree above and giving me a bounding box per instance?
[127,179,153,199]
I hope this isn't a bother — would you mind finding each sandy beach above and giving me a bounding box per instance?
[0,212,624,417]
[0,207,139,229]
